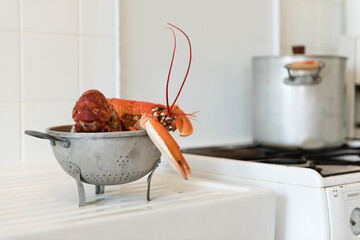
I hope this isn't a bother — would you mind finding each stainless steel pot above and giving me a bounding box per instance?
[252,55,347,149]
[25,125,162,206]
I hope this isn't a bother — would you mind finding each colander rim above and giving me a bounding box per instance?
[45,125,147,139]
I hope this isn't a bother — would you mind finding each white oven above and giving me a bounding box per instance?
[327,182,360,239]
[181,145,360,240]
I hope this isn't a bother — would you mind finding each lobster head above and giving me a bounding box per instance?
[72,89,121,132]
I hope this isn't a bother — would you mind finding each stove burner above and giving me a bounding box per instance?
[182,144,360,177]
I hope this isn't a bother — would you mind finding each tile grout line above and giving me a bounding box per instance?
[78,0,81,96]
[20,99,78,104]
[115,0,121,98]
[19,0,23,164]
[19,31,115,39]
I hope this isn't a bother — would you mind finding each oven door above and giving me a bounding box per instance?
[326,181,360,239]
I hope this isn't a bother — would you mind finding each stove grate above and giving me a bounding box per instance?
[182,144,360,177]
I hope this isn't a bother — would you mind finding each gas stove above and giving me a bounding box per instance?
[183,144,360,178]
[180,143,360,240]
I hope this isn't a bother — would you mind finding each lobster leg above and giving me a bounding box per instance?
[140,114,190,180]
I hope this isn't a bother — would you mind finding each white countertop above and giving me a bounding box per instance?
[0,161,275,240]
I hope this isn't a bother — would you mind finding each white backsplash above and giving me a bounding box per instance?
[0,0,346,164]
[119,0,279,148]
[0,0,119,164]
[280,0,344,55]
[344,0,360,36]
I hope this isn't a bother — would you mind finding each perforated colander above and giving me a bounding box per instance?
[25,125,162,206]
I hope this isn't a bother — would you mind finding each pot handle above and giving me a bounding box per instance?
[287,60,321,70]
[284,60,325,85]
[25,130,70,148]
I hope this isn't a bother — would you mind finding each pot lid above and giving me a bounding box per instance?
[253,45,347,60]
[253,55,347,60]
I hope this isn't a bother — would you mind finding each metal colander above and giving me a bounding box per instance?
[25,125,162,207]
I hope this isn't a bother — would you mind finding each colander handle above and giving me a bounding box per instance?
[25,130,70,148]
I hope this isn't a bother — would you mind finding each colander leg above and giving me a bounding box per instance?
[147,158,161,201]
[65,161,86,207]
[95,185,105,194]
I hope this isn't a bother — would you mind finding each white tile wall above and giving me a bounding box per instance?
[21,0,78,34]
[345,0,360,35]
[22,101,74,162]
[119,0,279,148]
[280,0,344,55]
[79,0,116,36]
[0,0,19,31]
[0,103,20,163]
[79,36,117,97]
[0,32,20,102]
[22,34,79,101]
[0,0,119,164]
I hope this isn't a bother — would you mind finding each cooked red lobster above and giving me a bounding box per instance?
[72,23,194,180]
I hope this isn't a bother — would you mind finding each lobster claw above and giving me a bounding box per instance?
[140,114,191,180]
[171,107,193,137]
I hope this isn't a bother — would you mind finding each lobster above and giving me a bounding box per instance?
[72,23,194,180]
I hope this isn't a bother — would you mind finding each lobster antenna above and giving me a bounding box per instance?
[166,27,177,113]
[167,23,192,110]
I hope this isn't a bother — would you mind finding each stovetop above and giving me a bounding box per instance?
[182,144,360,177]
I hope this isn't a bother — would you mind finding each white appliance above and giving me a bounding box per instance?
[339,36,360,138]
[0,161,275,240]
[181,145,360,240]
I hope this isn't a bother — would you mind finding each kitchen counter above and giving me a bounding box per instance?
[0,161,275,240]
